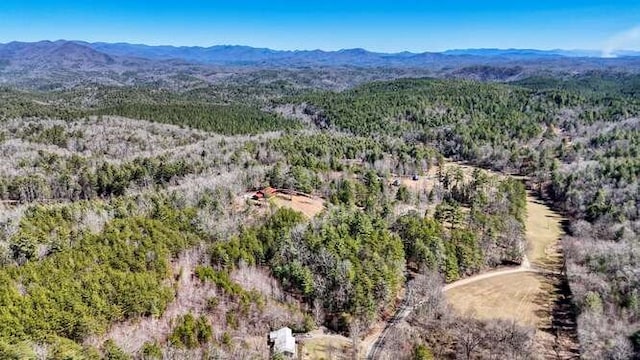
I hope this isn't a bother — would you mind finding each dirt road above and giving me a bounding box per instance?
[442,189,578,358]
[445,192,564,317]
[308,163,572,359]
[364,164,569,359]
[443,261,537,291]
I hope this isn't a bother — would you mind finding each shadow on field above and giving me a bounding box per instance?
[534,271,580,359]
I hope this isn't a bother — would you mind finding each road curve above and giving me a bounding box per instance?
[365,267,541,359]
[363,165,566,359]
[443,262,537,292]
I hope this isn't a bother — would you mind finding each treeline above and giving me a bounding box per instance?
[18,123,82,148]
[271,133,440,175]
[0,156,197,202]
[549,155,640,358]
[94,103,300,135]
[514,71,640,98]
[0,88,85,121]
[291,79,546,138]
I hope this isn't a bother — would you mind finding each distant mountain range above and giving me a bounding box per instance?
[1,40,639,89]
[76,42,640,65]
[3,40,640,68]
[0,41,116,69]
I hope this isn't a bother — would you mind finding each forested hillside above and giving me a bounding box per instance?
[0,85,302,135]
[288,74,640,359]
[0,71,638,359]
[0,94,531,358]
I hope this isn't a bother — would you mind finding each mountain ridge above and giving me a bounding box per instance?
[79,42,630,63]
[1,40,640,90]
[5,40,639,67]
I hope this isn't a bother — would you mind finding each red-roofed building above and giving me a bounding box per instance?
[253,187,277,200]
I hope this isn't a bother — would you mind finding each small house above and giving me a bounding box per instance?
[268,327,296,357]
[253,187,277,200]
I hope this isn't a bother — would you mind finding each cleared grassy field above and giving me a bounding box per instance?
[236,192,325,219]
[397,162,505,194]
[446,271,550,327]
[299,333,353,360]
[399,175,436,193]
[525,195,563,269]
[445,191,565,328]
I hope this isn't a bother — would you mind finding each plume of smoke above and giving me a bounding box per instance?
[602,25,640,58]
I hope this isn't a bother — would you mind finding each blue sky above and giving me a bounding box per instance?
[1,1,639,52]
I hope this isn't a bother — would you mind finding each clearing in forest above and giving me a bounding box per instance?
[396,161,498,194]
[446,271,547,327]
[299,335,353,360]
[271,193,325,219]
[525,195,564,269]
[445,189,565,332]
[237,191,325,219]
[399,174,437,193]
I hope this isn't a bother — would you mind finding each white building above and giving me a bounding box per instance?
[268,327,296,357]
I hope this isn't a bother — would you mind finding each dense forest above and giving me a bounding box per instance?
[0,85,300,135]
[0,71,638,359]
[287,74,640,359]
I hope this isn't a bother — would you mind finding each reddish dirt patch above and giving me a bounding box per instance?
[271,194,325,219]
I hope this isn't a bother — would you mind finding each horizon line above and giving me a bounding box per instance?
[0,39,629,56]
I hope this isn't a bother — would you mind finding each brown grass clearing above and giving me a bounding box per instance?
[446,272,550,327]
[299,330,353,360]
[399,175,437,194]
[271,194,325,219]
[525,194,563,268]
[445,189,567,332]
[235,192,325,219]
[393,163,438,193]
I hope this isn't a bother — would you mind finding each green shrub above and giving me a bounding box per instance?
[140,342,162,360]
[0,340,36,360]
[47,336,85,360]
[396,185,411,202]
[412,344,434,360]
[206,297,219,311]
[221,332,232,347]
[103,340,130,360]
[169,314,211,349]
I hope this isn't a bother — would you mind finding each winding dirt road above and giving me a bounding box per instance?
[304,164,570,359]
[443,260,537,292]
[365,181,568,359]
